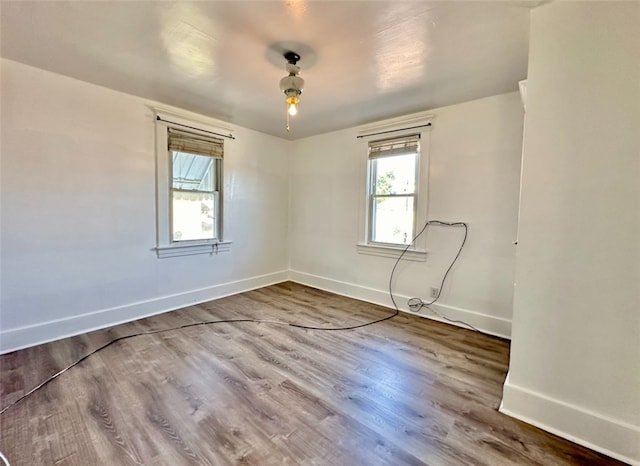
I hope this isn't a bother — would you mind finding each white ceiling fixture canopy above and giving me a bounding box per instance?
[278,51,305,132]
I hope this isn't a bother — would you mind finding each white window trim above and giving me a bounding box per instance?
[356,113,433,261]
[355,242,427,262]
[155,241,232,258]
[151,106,234,258]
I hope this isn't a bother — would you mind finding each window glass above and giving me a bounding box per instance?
[172,152,215,191]
[374,153,416,195]
[367,134,420,247]
[170,151,219,242]
[371,195,414,245]
[171,191,216,242]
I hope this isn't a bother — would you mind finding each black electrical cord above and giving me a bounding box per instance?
[0,311,403,417]
[405,221,480,333]
[408,221,468,307]
[0,220,476,416]
[389,220,479,332]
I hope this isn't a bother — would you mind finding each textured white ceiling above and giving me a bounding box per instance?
[0,1,532,139]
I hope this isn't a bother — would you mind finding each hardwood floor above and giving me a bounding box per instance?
[0,282,623,465]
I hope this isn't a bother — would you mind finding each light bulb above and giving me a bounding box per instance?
[287,102,298,116]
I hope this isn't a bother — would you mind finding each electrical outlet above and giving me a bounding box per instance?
[430,287,439,298]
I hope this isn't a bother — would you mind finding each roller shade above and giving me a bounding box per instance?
[368,134,420,159]
[168,128,224,158]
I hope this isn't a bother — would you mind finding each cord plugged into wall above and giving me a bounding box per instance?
[0,219,480,417]
[393,219,480,333]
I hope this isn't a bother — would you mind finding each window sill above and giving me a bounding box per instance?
[155,241,232,258]
[356,243,426,262]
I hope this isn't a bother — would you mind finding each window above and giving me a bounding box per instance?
[367,135,420,246]
[153,108,233,258]
[169,129,222,242]
[356,115,431,260]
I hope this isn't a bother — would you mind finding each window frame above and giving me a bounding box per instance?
[367,138,420,248]
[169,143,221,244]
[356,115,432,261]
[152,107,233,258]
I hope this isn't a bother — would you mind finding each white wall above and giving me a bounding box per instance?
[0,59,291,352]
[501,2,640,464]
[289,92,524,337]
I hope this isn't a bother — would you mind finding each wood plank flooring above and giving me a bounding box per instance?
[0,282,624,465]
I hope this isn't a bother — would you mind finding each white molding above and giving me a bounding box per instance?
[356,126,432,255]
[288,269,511,339]
[155,240,232,258]
[0,268,511,352]
[358,112,434,136]
[356,243,427,261]
[0,270,289,354]
[518,79,527,111]
[153,109,234,252]
[501,376,640,465]
[149,105,234,135]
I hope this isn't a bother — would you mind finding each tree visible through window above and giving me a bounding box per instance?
[368,135,420,246]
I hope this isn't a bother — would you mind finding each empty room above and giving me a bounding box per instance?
[0,1,638,465]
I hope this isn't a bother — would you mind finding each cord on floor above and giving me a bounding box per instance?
[0,219,480,416]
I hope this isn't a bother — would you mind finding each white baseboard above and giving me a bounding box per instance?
[288,269,511,339]
[0,270,289,354]
[0,268,510,352]
[501,375,640,465]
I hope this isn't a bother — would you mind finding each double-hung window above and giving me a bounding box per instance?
[367,134,420,246]
[357,116,431,260]
[153,109,233,258]
[168,129,222,242]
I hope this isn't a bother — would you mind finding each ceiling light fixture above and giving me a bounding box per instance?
[279,51,304,132]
